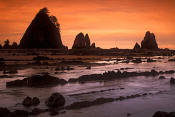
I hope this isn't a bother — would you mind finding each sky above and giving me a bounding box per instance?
[0,0,175,49]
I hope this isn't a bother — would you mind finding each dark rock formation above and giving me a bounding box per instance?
[152,111,169,117]
[152,111,175,117]
[32,97,40,106]
[147,58,156,62]
[170,77,175,84]
[11,110,29,117]
[6,74,67,87]
[0,44,2,49]
[159,76,166,79]
[3,68,18,74]
[72,32,95,49]
[31,108,48,115]
[45,93,65,108]
[91,42,96,48]
[141,31,158,50]
[0,107,10,117]
[22,97,33,107]
[33,56,50,61]
[85,34,90,48]
[19,7,65,49]
[22,96,40,107]
[133,42,140,50]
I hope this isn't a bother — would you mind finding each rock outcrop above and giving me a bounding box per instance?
[45,93,65,108]
[141,31,158,50]
[91,42,96,48]
[19,7,66,49]
[72,32,95,49]
[133,42,141,50]
[6,74,67,87]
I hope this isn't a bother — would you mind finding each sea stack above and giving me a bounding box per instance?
[19,7,66,49]
[141,31,158,50]
[133,42,141,50]
[72,32,95,49]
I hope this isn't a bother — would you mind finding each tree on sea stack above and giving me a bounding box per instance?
[19,7,66,49]
[3,39,11,49]
[11,42,18,49]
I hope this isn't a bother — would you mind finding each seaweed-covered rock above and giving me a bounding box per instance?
[6,74,67,87]
[19,7,66,49]
[45,93,65,108]
[141,31,158,50]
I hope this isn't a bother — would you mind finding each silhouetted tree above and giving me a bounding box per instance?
[39,7,49,14]
[3,39,11,49]
[50,15,60,31]
[12,42,18,49]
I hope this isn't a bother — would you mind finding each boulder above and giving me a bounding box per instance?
[22,97,33,107]
[45,93,65,108]
[141,31,158,50]
[133,42,140,50]
[19,7,66,49]
[32,97,40,106]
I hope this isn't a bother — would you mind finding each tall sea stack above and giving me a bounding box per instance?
[72,32,95,49]
[19,8,65,49]
[141,31,158,50]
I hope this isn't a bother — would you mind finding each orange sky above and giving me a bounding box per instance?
[0,0,175,49]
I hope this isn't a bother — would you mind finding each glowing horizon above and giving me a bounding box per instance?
[0,0,175,49]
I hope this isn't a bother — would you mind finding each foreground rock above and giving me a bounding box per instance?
[152,111,175,117]
[22,96,40,107]
[141,31,158,50]
[23,97,33,107]
[45,93,65,108]
[0,107,29,117]
[6,74,67,87]
[19,7,66,49]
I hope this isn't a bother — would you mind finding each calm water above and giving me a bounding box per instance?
[0,56,175,117]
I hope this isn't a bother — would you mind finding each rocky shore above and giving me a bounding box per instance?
[6,69,175,87]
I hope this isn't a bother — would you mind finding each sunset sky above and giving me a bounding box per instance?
[0,0,175,49]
